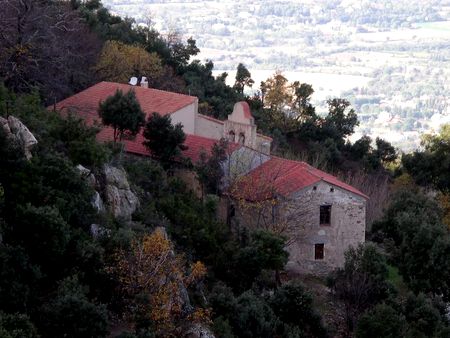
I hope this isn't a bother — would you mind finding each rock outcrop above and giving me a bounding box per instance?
[0,116,37,159]
[185,324,216,338]
[76,164,139,220]
[76,164,105,213]
[103,164,139,221]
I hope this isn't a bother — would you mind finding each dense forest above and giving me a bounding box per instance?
[0,1,450,337]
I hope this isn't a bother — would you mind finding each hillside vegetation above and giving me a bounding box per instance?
[105,0,450,151]
[0,1,450,337]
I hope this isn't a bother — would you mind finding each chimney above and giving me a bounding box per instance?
[129,77,138,86]
[140,76,148,88]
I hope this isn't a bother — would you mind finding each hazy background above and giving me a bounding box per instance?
[103,0,450,151]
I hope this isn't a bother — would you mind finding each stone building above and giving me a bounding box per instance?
[226,155,367,275]
[54,81,367,275]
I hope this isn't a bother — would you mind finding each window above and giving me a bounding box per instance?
[320,205,331,226]
[238,132,245,145]
[228,130,235,142]
[315,244,324,260]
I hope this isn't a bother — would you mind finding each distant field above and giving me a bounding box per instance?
[416,21,450,31]
[104,0,450,151]
[213,69,372,103]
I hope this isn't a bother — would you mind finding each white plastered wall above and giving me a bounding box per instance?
[171,100,198,134]
[195,115,224,140]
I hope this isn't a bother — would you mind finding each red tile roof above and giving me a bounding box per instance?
[92,123,238,163]
[53,82,234,163]
[98,129,232,162]
[233,156,368,200]
[54,81,196,117]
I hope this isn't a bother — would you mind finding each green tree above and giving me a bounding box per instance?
[50,114,109,167]
[270,281,327,337]
[324,98,359,142]
[355,303,404,338]
[234,63,254,94]
[98,89,145,143]
[11,204,71,275]
[402,124,450,190]
[236,230,288,287]
[195,138,228,196]
[39,276,108,338]
[372,190,450,300]
[291,81,316,121]
[182,60,243,119]
[328,243,391,333]
[375,137,397,163]
[356,293,450,338]
[0,245,41,313]
[143,112,186,169]
[0,312,38,338]
[232,290,278,338]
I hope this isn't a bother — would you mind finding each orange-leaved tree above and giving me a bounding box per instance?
[109,228,208,335]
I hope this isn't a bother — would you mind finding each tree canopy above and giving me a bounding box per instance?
[143,113,187,168]
[98,89,145,142]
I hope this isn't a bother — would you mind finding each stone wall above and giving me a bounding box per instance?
[227,179,366,276]
[286,181,366,276]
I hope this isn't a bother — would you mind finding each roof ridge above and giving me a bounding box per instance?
[101,81,197,99]
[198,114,225,124]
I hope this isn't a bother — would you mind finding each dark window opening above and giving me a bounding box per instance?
[228,130,235,142]
[315,244,324,260]
[330,187,334,192]
[238,132,245,145]
[320,205,331,225]
[313,186,317,191]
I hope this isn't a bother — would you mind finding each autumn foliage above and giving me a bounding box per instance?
[110,228,208,335]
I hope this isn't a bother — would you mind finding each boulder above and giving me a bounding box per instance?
[0,117,10,135]
[103,165,139,220]
[185,324,216,338]
[76,164,97,188]
[0,116,37,159]
[104,165,130,190]
[92,191,105,212]
[7,116,37,159]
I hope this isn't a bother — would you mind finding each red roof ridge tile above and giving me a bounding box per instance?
[198,114,225,124]
[54,81,197,118]
[99,81,197,100]
[246,155,368,199]
[257,133,273,141]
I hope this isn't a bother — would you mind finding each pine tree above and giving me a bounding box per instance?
[143,112,186,168]
[98,89,145,143]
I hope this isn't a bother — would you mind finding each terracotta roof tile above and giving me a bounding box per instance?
[54,81,196,117]
[198,114,224,125]
[95,126,237,163]
[235,156,368,200]
[54,82,240,163]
